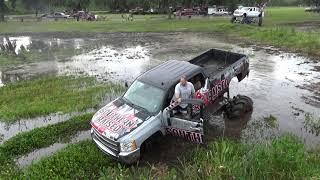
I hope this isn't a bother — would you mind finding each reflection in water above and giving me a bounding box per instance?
[0,113,79,143]
[2,36,31,54]
[57,46,151,83]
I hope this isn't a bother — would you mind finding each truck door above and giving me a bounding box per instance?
[163,99,205,144]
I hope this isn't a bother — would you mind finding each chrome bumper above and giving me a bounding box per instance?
[91,128,140,164]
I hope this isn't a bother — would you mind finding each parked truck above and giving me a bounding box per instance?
[231,6,264,26]
[90,49,252,164]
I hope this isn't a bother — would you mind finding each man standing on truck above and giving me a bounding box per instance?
[172,75,195,115]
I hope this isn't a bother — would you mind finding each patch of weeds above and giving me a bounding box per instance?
[0,152,20,178]
[1,113,92,158]
[182,135,320,179]
[241,115,280,145]
[20,141,113,179]
[5,135,319,179]
[304,113,320,136]
[0,76,125,122]
[263,115,279,128]
[21,140,178,179]
[99,163,178,180]
[0,133,3,143]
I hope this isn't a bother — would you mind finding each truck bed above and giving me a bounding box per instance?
[189,49,246,77]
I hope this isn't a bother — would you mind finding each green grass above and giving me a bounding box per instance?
[1,113,92,157]
[3,135,317,179]
[1,7,320,57]
[0,7,318,33]
[0,76,125,122]
[20,141,113,179]
[264,7,320,25]
[0,114,93,178]
[182,135,320,179]
[0,54,25,66]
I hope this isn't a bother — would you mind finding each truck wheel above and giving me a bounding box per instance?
[140,131,162,153]
[241,14,247,24]
[225,95,253,120]
[258,16,263,26]
[230,16,236,23]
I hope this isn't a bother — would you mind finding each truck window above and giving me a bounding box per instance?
[123,81,165,113]
[190,73,205,91]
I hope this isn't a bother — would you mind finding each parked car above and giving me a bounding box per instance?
[231,6,264,26]
[43,12,70,19]
[72,11,97,21]
[90,49,252,164]
[129,7,144,15]
[208,7,230,16]
[174,8,197,16]
[305,6,320,13]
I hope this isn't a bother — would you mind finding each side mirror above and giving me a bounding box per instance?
[124,81,129,88]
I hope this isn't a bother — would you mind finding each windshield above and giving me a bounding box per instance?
[123,81,165,113]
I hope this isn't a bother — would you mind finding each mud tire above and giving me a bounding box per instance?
[140,132,162,154]
[225,95,253,120]
[258,16,263,26]
[230,16,236,23]
[241,14,247,24]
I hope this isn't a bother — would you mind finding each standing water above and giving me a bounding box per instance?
[0,32,319,149]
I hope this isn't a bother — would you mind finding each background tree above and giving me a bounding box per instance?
[20,0,44,16]
[305,0,320,6]
[10,0,17,10]
[0,0,8,21]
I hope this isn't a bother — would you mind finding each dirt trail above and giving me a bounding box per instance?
[0,32,320,166]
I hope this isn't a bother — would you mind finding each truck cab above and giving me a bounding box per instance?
[90,49,250,164]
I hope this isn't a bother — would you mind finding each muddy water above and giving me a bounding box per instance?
[15,130,90,168]
[0,112,79,144]
[0,93,121,143]
[0,32,320,162]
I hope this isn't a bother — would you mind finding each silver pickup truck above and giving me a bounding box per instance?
[90,49,251,164]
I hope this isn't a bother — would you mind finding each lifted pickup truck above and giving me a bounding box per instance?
[90,49,251,164]
[231,6,264,26]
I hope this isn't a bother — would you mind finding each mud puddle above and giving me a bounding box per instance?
[0,32,320,152]
[0,92,121,144]
[16,130,90,168]
[0,112,83,144]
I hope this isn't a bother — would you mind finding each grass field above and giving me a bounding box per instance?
[0,114,93,178]
[1,134,319,179]
[1,7,320,57]
[0,76,124,122]
[1,7,320,179]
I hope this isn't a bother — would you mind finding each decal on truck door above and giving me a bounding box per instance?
[211,79,229,100]
[194,78,230,105]
[166,127,204,143]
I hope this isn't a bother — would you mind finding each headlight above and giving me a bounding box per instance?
[120,140,137,152]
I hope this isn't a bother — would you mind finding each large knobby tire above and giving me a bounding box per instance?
[241,14,247,24]
[225,95,253,120]
[230,16,236,23]
[258,16,263,26]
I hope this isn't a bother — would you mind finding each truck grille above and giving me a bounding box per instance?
[92,128,120,155]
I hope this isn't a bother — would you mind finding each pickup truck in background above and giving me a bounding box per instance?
[231,6,264,26]
[90,49,252,164]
